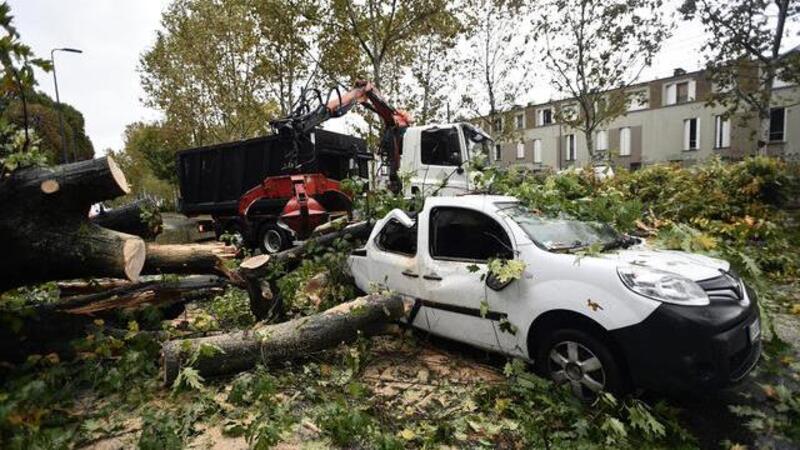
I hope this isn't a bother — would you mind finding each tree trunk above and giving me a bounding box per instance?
[91,199,163,239]
[271,220,372,271]
[161,294,404,385]
[0,157,145,292]
[56,275,228,315]
[143,243,237,277]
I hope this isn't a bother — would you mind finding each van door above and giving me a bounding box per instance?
[408,127,469,196]
[415,206,514,350]
[365,216,420,301]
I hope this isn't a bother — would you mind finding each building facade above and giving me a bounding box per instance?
[480,69,800,171]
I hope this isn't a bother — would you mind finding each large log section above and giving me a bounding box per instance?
[90,198,163,239]
[0,157,145,292]
[162,294,404,385]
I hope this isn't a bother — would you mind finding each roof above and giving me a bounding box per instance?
[424,194,519,211]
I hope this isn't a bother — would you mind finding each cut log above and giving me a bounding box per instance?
[143,243,237,278]
[91,199,163,239]
[238,255,277,321]
[0,156,144,292]
[161,293,404,385]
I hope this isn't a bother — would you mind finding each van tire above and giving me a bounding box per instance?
[535,328,625,399]
[258,224,289,254]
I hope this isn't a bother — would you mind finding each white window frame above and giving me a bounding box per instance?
[714,115,730,148]
[683,117,700,150]
[516,141,525,159]
[664,79,696,106]
[596,130,608,151]
[533,139,542,163]
[515,113,524,130]
[537,108,553,126]
[619,127,631,156]
[565,134,576,161]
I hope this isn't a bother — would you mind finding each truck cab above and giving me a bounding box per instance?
[398,123,492,197]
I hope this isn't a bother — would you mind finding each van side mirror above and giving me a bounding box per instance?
[486,272,513,291]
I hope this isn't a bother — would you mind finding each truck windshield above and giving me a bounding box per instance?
[498,204,620,252]
[462,124,492,165]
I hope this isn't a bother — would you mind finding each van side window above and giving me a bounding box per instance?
[430,207,512,261]
[376,219,417,256]
[421,128,462,166]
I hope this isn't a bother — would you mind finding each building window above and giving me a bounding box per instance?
[537,108,553,126]
[665,80,696,105]
[533,139,542,163]
[515,114,524,129]
[565,134,576,161]
[627,89,649,111]
[494,144,502,161]
[683,118,699,150]
[714,115,730,148]
[493,117,502,133]
[516,142,525,159]
[619,127,631,156]
[770,107,786,142]
[596,130,608,151]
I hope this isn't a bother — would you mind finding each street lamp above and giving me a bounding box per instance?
[51,47,83,163]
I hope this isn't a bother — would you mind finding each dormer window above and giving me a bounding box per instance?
[537,108,553,126]
[665,80,696,105]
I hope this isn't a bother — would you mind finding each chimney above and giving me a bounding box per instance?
[674,68,686,77]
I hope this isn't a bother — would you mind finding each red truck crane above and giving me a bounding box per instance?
[177,81,411,253]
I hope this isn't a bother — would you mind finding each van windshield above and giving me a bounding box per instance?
[498,203,620,252]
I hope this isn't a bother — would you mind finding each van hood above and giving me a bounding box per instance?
[600,249,730,282]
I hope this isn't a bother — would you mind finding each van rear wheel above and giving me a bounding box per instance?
[258,224,288,254]
[536,328,623,401]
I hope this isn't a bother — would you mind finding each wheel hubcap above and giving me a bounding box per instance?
[548,341,606,400]
[263,230,282,253]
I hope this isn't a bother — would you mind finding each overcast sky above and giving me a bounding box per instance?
[6,1,798,155]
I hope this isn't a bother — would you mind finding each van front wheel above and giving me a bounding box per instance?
[536,329,624,400]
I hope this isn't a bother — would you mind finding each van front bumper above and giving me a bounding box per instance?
[611,283,761,393]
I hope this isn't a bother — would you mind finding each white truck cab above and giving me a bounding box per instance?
[348,195,761,398]
[398,123,492,197]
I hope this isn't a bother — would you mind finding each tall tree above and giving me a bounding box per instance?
[680,0,800,155]
[312,0,459,94]
[409,32,458,124]
[0,1,51,154]
[139,0,315,147]
[459,0,532,138]
[534,0,672,160]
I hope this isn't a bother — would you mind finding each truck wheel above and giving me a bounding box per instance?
[536,329,624,400]
[258,224,288,254]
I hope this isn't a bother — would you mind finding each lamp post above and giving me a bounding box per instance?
[51,47,83,163]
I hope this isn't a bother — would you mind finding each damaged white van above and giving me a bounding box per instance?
[348,195,761,398]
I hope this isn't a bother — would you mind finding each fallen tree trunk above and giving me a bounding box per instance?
[0,156,145,292]
[56,275,228,315]
[161,293,404,385]
[271,220,372,270]
[91,198,163,239]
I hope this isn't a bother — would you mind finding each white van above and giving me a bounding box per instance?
[348,195,761,397]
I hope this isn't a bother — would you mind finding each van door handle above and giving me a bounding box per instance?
[423,273,443,281]
[401,270,419,278]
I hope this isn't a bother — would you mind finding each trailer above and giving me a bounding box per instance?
[176,129,371,253]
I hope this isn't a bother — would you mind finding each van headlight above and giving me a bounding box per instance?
[617,266,709,306]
